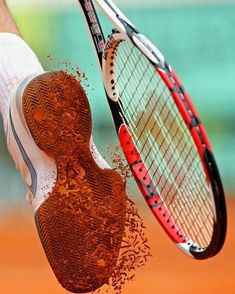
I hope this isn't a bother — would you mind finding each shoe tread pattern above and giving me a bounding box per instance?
[22,71,127,293]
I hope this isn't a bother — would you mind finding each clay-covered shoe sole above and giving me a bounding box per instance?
[22,71,127,293]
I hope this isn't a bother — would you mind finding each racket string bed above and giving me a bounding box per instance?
[113,41,214,249]
[116,45,197,186]
[120,57,153,117]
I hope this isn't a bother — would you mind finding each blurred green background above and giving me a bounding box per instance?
[1,0,234,205]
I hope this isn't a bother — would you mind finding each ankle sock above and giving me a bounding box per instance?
[0,33,43,131]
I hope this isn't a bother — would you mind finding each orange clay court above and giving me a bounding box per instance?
[0,197,234,294]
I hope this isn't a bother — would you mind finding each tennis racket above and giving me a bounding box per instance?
[78,0,227,260]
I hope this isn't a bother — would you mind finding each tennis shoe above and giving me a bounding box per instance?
[7,70,127,293]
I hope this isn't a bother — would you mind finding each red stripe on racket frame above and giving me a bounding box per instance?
[118,124,188,244]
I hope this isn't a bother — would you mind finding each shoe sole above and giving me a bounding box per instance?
[22,71,127,293]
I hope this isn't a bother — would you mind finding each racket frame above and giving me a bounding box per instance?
[78,0,227,260]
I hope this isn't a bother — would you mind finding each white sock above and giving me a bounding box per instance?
[0,33,44,131]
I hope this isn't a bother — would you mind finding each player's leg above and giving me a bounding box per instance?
[0,0,20,35]
[0,2,127,293]
[0,0,43,131]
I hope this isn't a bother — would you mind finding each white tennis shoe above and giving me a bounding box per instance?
[7,70,127,293]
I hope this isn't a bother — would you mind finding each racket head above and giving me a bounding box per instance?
[102,31,227,259]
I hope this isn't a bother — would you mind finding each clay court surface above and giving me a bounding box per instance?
[0,198,234,294]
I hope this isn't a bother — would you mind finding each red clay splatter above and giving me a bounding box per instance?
[44,59,152,293]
